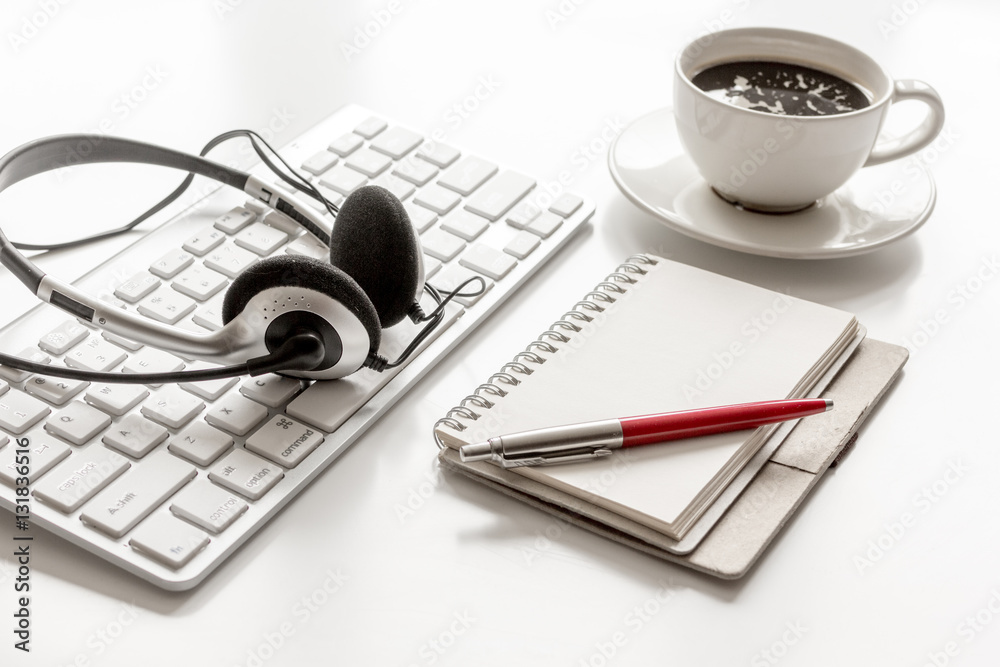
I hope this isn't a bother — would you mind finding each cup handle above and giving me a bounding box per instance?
[864,79,945,167]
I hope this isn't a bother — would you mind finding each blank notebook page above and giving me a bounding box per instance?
[461,260,857,537]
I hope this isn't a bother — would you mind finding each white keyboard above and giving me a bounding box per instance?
[0,104,594,590]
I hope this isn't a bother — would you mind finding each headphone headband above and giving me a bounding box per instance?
[0,134,248,191]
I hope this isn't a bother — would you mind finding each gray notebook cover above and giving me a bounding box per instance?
[438,338,907,579]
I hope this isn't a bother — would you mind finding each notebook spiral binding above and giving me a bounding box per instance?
[432,253,660,448]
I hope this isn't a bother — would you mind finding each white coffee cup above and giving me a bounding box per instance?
[673,27,945,213]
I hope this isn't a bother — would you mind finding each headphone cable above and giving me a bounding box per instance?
[365,276,486,372]
[0,331,326,384]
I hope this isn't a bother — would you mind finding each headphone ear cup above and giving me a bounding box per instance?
[329,185,422,328]
[222,255,381,356]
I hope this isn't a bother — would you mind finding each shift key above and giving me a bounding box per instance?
[81,451,196,538]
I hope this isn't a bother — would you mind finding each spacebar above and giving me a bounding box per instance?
[286,302,463,432]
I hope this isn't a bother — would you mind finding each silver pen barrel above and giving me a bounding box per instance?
[459,418,623,463]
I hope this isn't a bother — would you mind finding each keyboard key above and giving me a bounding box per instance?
[421,228,466,262]
[38,320,90,355]
[102,413,168,458]
[300,149,339,176]
[265,210,304,238]
[205,394,269,436]
[370,126,423,159]
[169,421,234,466]
[44,401,112,445]
[505,203,541,230]
[441,210,490,242]
[262,209,303,237]
[328,133,364,157]
[245,414,324,468]
[403,202,437,233]
[414,185,461,215]
[182,227,226,256]
[0,433,70,486]
[526,211,564,238]
[149,249,195,279]
[179,363,239,401]
[122,348,186,378]
[464,170,536,221]
[209,449,283,501]
[0,348,50,383]
[0,390,51,434]
[234,222,290,256]
[417,142,461,168]
[81,451,196,538]
[240,375,304,408]
[372,172,415,202]
[460,243,518,280]
[141,387,205,429]
[423,256,442,280]
[393,158,438,186]
[65,337,128,372]
[430,265,493,307]
[285,235,329,260]
[345,147,392,178]
[503,231,541,259]
[288,375,391,434]
[137,287,197,325]
[114,270,161,303]
[85,383,149,416]
[129,513,210,569]
[24,375,88,406]
[32,446,130,512]
[204,243,258,278]
[101,330,144,352]
[550,192,584,218]
[192,292,226,332]
[438,156,498,195]
[319,166,367,195]
[172,265,228,301]
[170,480,248,534]
[213,206,257,235]
[353,116,387,139]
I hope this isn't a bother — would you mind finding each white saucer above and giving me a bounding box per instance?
[608,108,936,259]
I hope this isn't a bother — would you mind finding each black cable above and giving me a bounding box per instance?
[10,129,337,252]
[0,332,326,384]
[366,276,487,371]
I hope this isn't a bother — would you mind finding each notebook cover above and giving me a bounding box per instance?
[437,338,907,579]
[435,255,861,541]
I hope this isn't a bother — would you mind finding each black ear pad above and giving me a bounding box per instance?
[222,255,381,356]
[329,185,422,328]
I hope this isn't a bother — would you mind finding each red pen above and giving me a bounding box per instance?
[458,398,832,467]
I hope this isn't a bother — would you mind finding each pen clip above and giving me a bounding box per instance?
[495,448,614,468]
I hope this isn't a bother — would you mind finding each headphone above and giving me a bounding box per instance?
[0,134,476,384]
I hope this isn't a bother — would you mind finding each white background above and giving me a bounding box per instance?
[0,0,997,665]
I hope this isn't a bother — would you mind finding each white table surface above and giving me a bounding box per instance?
[1,1,997,665]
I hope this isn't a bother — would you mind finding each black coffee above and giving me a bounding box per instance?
[691,60,870,116]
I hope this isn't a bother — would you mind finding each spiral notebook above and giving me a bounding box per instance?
[434,254,907,577]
